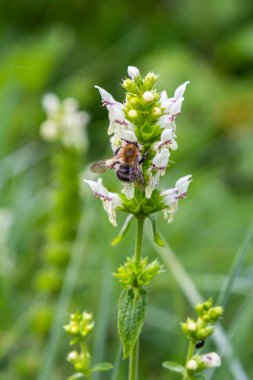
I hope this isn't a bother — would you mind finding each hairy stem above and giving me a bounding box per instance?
[128,216,145,380]
[183,340,195,380]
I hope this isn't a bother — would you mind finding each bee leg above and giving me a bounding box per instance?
[114,146,122,156]
[139,152,148,164]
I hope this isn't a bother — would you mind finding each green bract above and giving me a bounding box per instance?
[114,256,164,288]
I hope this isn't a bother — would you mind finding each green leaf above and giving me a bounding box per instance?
[162,361,185,374]
[148,216,165,247]
[118,288,148,358]
[111,214,134,246]
[92,362,113,372]
[67,373,85,380]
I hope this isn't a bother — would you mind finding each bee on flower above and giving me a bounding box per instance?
[84,66,192,226]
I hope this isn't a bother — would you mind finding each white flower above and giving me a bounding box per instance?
[145,149,170,198]
[128,66,140,79]
[161,175,192,223]
[153,129,178,152]
[187,359,198,371]
[40,93,89,150]
[159,81,190,130]
[201,352,221,368]
[84,178,122,226]
[95,85,133,151]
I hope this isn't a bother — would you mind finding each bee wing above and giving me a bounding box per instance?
[129,161,145,184]
[90,157,119,174]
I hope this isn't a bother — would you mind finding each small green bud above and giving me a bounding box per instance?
[195,303,204,316]
[197,326,214,339]
[208,306,224,321]
[129,96,141,107]
[143,72,159,90]
[122,79,138,93]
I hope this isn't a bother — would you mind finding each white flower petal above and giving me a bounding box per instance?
[121,130,137,143]
[122,182,135,200]
[175,175,192,196]
[95,86,116,106]
[170,97,184,116]
[84,178,108,198]
[153,148,170,168]
[128,66,140,79]
[174,81,190,99]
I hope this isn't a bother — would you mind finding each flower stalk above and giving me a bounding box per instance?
[84,66,192,379]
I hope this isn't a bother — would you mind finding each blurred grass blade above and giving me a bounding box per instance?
[37,203,95,380]
[145,229,249,380]
[111,343,122,380]
[92,258,113,380]
[216,221,253,308]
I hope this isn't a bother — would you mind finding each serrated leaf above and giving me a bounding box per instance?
[111,214,134,246]
[91,362,113,372]
[118,288,147,358]
[149,216,165,247]
[162,361,185,374]
[67,373,85,380]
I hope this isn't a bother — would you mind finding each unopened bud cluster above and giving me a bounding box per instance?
[181,298,223,343]
[64,311,113,379]
[64,311,94,343]
[114,256,163,288]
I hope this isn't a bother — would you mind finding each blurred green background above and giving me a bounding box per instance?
[0,1,253,379]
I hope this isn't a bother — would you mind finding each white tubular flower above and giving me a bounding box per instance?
[159,81,190,130]
[84,178,122,226]
[40,94,89,150]
[128,66,140,79]
[122,182,135,200]
[161,175,192,223]
[95,85,133,151]
[145,149,170,198]
[201,353,221,368]
[153,129,178,152]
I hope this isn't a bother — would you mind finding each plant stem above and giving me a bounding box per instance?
[134,216,145,264]
[128,216,145,380]
[183,340,195,380]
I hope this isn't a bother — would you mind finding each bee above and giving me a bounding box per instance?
[90,139,145,184]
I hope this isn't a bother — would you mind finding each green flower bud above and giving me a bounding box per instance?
[129,96,141,108]
[143,72,159,90]
[208,306,224,321]
[122,79,138,93]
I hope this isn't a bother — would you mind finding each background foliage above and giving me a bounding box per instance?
[0,1,253,379]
